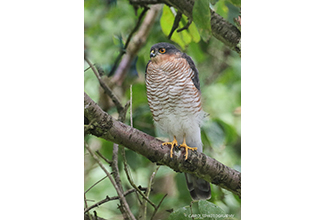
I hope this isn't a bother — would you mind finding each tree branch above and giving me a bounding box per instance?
[121,145,158,209]
[108,6,149,77]
[85,142,136,220]
[84,188,148,214]
[84,92,241,197]
[129,0,241,54]
[111,4,162,86]
[84,56,124,113]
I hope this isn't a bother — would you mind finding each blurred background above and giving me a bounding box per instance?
[84,0,241,219]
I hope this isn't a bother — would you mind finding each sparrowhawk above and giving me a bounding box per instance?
[145,42,211,200]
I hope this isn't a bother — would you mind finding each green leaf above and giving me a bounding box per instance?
[227,0,241,7]
[160,5,200,49]
[160,5,173,36]
[167,206,192,220]
[214,0,240,25]
[198,200,228,220]
[214,0,229,19]
[192,0,211,42]
[160,5,185,49]
[187,21,201,43]
[168,202,235,220]
[225,2,240,25]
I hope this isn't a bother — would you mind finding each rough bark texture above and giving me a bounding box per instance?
[84,92,241,197]
[129,0,241,54]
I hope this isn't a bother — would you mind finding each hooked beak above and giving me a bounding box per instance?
[150,50,156,58]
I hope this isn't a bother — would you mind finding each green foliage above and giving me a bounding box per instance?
[192,0,211,42]
[160,5,200,49]
[168,200,236,220]
[85,0,241,219]
[213,0,241,25]
[211,0,241,7]
[198,200,227,220]
[167,206,191,220]
[227,0,241,7]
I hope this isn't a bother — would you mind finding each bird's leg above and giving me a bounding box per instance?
[162,136,178,158]
[179,136,197,160]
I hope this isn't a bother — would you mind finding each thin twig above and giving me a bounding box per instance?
[118,100,130,123]
[108,6,149,77]
[168,10,182,39]
[84,176,108,194]
[85,142,136,220]
[130,84,133,128]
[84,56,124,113]
[124,6,149,50]
[140,166,160,219]
[108,50,125,77]
[111,5,162,86]
[147,167,159,195]
[111,144,124,193]
[84,193,93,220]
[84,187,147,213]
[150,193,168,220]
[120,146,157,209]
[177,18,192,32]
[96,151,113,166]
[111,143,130,220]
[84,65,92,72]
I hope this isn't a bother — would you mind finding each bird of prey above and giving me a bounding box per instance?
[145,42,211,200]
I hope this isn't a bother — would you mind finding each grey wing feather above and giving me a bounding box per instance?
[182,53,201,92]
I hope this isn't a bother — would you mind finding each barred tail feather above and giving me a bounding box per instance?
[185,173,211,200]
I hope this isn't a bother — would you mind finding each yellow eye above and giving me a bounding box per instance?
[159,48,166,53]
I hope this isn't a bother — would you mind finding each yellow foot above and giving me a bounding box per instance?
[179,137,197,160]
[162,136,178,158]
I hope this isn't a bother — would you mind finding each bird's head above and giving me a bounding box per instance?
[149,42,181,63]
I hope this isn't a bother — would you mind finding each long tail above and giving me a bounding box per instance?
[181,118,211,200]
[185,173,211,200]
